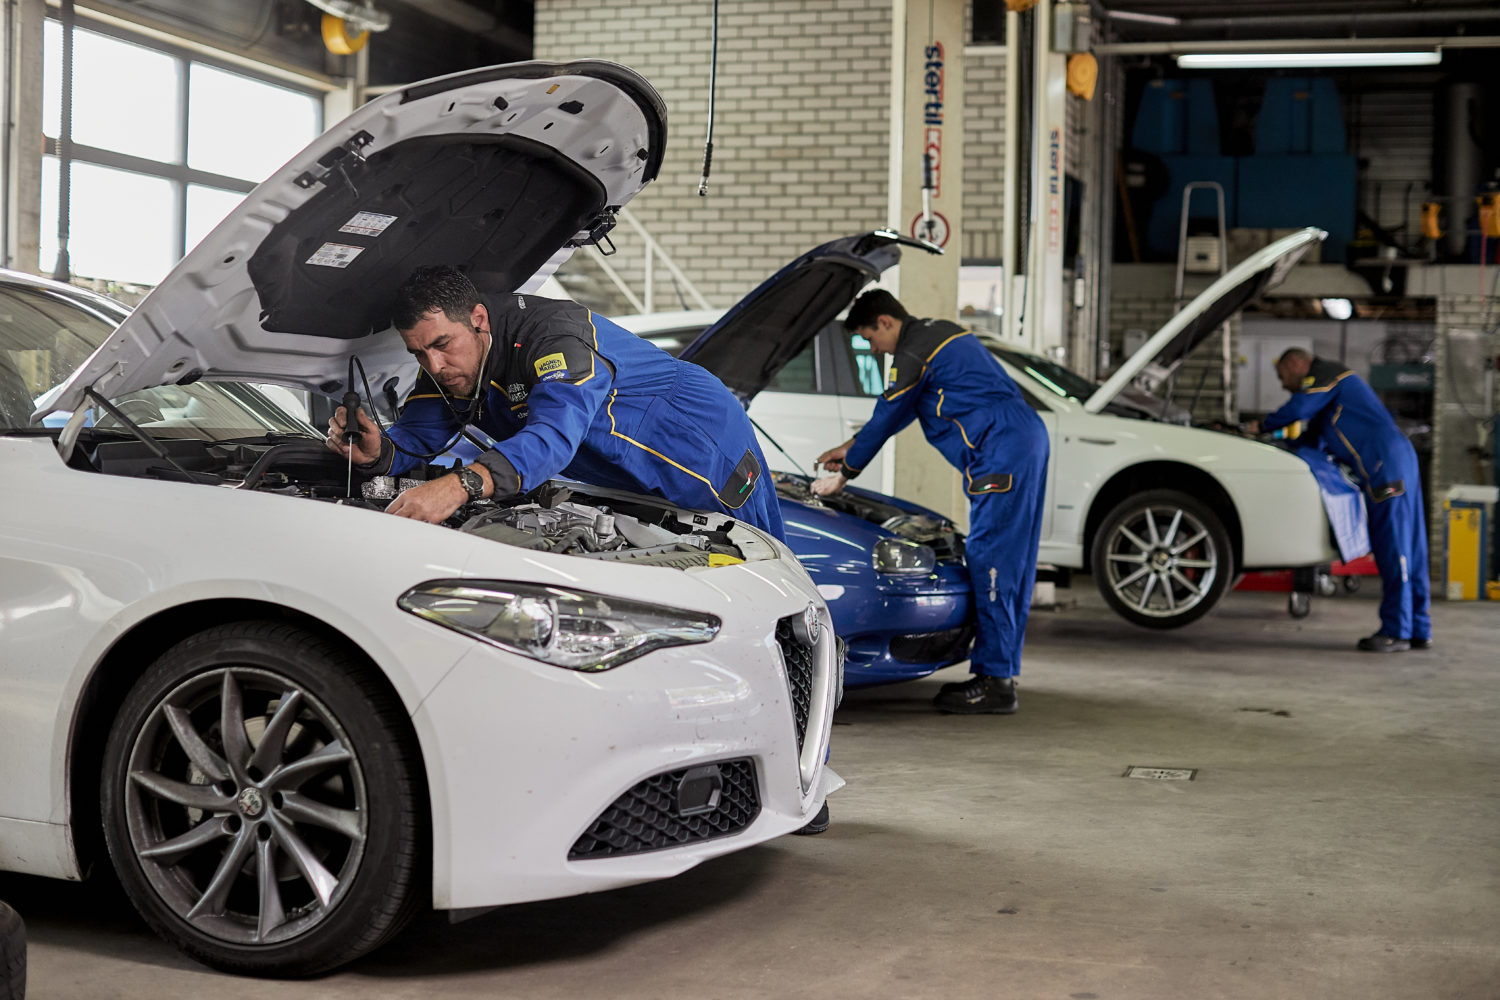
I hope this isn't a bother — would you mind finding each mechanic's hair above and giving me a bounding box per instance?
[1276,347,1312,366]
[392,265,481,331]
[844,289,909,331]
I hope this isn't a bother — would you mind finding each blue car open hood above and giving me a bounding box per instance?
[677,229,940,400]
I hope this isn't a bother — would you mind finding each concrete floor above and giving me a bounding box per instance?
[5,581,1499,999]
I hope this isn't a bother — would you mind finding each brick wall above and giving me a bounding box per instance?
[961,44,1006,263]
[1430,286,1499,586]
[1106,263,1238,423]
[535,0,896,310]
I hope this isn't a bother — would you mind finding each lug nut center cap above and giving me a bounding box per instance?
[238,787,266,818]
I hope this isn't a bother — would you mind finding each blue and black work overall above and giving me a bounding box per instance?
[1263,358,1430,642]
[840,318,1049,678]
[365,294,785,540]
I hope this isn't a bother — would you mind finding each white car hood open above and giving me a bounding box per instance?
[1084,227,1325,414]
[38,60,667,419]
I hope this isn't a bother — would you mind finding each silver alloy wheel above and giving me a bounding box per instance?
[1100,502,1219,620]
[123,667,368,946]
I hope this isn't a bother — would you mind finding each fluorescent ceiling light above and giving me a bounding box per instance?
[1109,10,1181,26]
[1320,298,1354,321]
[1176,50,1442,69]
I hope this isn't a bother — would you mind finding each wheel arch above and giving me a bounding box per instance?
[1081,461,1243,573]
[67,598,431,882]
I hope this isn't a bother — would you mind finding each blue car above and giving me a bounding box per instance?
[664,230,975,687]
[773,473,973,686]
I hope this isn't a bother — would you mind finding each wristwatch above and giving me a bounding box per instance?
[455,466,486,501]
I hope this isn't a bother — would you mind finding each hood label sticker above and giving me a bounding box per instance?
[338,212,398,236]
[306,243,365,268]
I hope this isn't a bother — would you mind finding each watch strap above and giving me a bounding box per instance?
[456,466,485,500]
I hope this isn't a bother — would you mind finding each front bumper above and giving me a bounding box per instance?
[410,557,842,910]
[826,561,974,687]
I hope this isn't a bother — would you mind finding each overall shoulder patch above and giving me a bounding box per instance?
[534,352,567,377]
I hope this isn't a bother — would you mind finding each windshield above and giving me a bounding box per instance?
[0,280,315,439]
[988,346,1098,401]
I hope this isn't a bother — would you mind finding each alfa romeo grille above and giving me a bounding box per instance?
[569,758,759,860]
[775,616,815,754]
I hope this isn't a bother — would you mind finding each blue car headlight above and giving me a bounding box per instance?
[398,580,720,671]
[872,537,936,575]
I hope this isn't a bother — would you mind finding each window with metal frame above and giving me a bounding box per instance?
[40,16,322,285]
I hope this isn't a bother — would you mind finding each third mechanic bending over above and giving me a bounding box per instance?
[813,290,1049,714]
[1255,347,1431,652]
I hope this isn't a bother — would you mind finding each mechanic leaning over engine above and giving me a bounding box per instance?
[324,265,785,540]
[1258,347,1431,653]
[813,290,1049,715]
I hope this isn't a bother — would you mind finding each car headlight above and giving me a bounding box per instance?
[872,537,936,575]
[398,580,720,671]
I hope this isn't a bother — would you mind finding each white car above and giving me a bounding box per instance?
[0,62,839,976]
[635,229,1343,629]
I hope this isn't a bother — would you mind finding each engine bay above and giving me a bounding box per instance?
[773,473,965,562]
[80,434,747,568]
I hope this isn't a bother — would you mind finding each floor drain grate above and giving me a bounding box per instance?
[1123,765,1197,781]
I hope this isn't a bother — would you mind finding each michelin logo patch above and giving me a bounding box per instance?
[539,371,568,383]
[534,352,567,377]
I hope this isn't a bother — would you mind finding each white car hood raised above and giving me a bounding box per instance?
[39,60,666,418]
[1084,227,1325,414]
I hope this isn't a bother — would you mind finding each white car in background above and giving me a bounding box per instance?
[615,309,894,486]
[0,61,839,977]
[636,228,1342,629]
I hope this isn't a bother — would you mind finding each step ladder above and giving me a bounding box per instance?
[1174,181,1233,424]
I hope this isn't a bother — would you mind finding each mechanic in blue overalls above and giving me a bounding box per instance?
[325,265,784,540]
[813,290,1050,714]
[1258,347,1431,652]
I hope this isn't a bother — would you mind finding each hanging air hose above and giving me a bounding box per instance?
[697,0,719,197]
[52,0,75,281]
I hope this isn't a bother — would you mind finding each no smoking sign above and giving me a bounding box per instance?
[909,211,950,248]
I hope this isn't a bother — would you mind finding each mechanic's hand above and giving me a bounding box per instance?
[1244,419,1261,436]
[815,438,854,473]
[810,473,848,497]
[386,474,467,523]
[326,405,381,465]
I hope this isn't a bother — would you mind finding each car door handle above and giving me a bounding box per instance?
[1078,436,1115,446]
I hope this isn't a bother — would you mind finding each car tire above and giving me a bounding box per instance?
[0,900,24,1000]
[1091,489,1234,630]
[101,621,424,977]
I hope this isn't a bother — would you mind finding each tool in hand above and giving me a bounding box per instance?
[342,378,362,498]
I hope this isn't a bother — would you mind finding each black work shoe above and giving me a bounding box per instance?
[1357,634,1410,652]
[934,675,1018,715]
[1408,637,1434,650]
[792,801,830,836]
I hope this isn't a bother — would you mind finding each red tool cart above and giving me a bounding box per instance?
[1234,554,1380,617]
